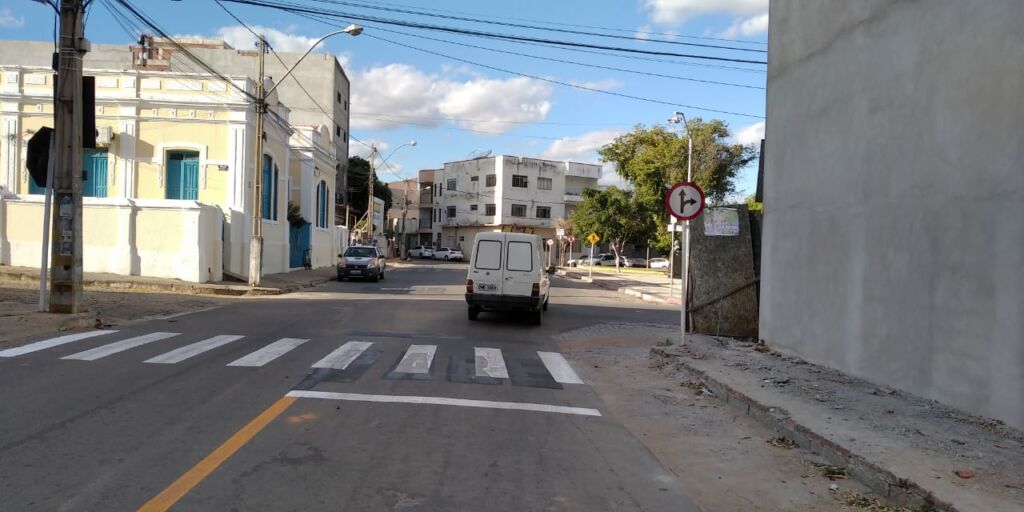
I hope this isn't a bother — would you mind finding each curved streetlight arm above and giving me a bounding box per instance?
[264,26,360,98]
[381,142,416,165]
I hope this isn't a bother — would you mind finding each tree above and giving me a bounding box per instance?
[347,156,392,221]
[570,187,655,272]
[598,120,757,253]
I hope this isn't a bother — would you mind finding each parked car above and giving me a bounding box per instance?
[625,257,647,268]
[574,255,597,266]
[597,254,624,266]
[466,232,550,325]
[407,245,431,258]
[648,258,669,269]
[421,247,435,259]
[337,245,386,282]
[433,247,464,261]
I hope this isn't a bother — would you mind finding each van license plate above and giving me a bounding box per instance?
[477,283,497,291]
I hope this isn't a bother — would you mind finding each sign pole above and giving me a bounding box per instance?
[668,225,675,297]
[588,243,594,280]
[38,137,55,311]
[682,135,693,343]
[665,179,704,346]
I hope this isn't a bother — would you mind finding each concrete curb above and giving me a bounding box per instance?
[651,346,958,512]
[0,268,333,297]
[556,269,681,305]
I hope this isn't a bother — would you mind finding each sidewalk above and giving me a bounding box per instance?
[557,266,681,305]
[0,264,338,296]
[653,333,1024,512]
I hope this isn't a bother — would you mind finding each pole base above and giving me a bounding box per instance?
[248,236,263,287]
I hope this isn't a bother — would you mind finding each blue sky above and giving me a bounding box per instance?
[2,0,767,197]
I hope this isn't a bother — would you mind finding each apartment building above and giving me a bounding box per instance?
[437,156,600,249]
[385,177,419,254]
[417,169,441,246]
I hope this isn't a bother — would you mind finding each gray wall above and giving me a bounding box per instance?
[762,0,1024,429]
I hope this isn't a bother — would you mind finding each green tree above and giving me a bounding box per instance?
[570,187,655,272]
[598,120,757,253]
[348,156,392,221]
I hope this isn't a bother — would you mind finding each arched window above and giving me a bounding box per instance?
[316,180,328,228]
[261,154,278,221]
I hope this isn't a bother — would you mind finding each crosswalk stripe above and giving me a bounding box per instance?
[227,338,308,367]
[62,332,180,361]
[474,347,509,379]
[394,344,437,374]
[0,330,119,358]
[537,352,584,384]
[312,341,373,370]
[144,335,245,364]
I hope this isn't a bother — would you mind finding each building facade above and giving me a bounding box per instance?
[385,177,419,255]
[416,169,439,246]
[0,39,346,282]
[437,156,600,250]
[761,1,1024,429]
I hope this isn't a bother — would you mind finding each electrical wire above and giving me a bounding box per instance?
[304,0,766,53]
[221,0,767,65]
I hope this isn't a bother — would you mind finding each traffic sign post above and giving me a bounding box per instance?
[586,232,599,279]
[665,181,705,343]
[546,238,554,267]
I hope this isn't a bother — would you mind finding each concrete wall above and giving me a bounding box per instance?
[762,0,1024,429]
[0,197,222,283]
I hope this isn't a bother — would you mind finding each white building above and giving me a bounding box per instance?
[436,156,600,249]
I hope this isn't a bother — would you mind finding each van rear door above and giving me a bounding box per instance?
[503,237,536,298]
[469,235,503,296]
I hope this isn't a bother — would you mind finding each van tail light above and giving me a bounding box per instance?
[531,283,540,298]
[466,279,474,294]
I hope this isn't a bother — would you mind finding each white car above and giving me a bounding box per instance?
[337,245,386,281]
[433,247,464,261]
[649,258,670,269]
[466,233,550,325]
[407,245,430,258]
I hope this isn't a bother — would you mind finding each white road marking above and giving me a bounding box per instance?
[287,390,601,417]
[312,341,373,370]
[394,344,436,374]
[475,347,509,379]
[144,335,245,364]
[227,338,308,367]
[537,352,584,384]
[0,330,118,358]
[62,332,180,361]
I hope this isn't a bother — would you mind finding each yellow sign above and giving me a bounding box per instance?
[586,233,600,245]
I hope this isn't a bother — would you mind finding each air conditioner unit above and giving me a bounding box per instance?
[96,126,114,146]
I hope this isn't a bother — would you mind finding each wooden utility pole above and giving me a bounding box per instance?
[49,0,86,313]
[366,143,375,244]
[248,35,266,286]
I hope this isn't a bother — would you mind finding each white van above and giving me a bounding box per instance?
[465,232,551,325]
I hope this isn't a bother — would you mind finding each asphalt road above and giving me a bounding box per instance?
[0,260,697,511]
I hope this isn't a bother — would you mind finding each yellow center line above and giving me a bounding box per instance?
[137,395,298,512]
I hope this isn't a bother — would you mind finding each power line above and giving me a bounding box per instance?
[350,111,628,127]
[222,0,767,65]
[363,24,764,90]
[304,0,766,53]
[350,0,767,45]
[365,33,765,119]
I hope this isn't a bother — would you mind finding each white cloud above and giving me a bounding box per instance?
[214,25,322,53]
[643,0,767,25]
[599,163,630,189]
[635,24,653,42]
[569,79,624,91]
[0,8,25,28]
[733,121,765,146]
[351,64,553,133]
[538,128,625,163]
[719,12,770,38]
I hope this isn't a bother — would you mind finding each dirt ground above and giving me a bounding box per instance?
[558,324,902,512]
[0,282,233,349]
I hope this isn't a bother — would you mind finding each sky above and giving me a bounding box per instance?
[2,0,768,198]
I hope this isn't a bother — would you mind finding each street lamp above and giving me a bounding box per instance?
[667,111,693,343]
[249,25,362,287]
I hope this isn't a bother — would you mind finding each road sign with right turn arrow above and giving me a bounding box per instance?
[665,181,705,221]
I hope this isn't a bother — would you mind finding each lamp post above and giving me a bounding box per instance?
[249,24,362,287]
[667,111,693,342]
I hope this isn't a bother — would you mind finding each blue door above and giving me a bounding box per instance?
[28,149,107,196]
[82,149,108,197]
[289,223,311,269]
[166,150,199,200]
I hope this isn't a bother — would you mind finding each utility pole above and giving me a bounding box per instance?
[248,35,266,287]
[49,0,86,313]
[366,143,375,244]
[400,182,409,259]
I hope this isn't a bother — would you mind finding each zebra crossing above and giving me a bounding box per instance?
[0,330,585,388]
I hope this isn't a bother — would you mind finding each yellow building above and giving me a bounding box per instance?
[0,43,341,283]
